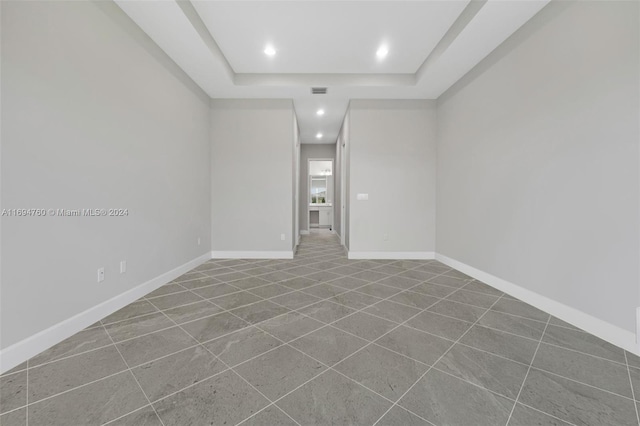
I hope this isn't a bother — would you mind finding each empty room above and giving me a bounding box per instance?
[1,0,639,425]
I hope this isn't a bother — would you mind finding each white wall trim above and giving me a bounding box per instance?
[299,230,310,235]
[436,253,640,356]
[211,251,294,259]
[0,252,211,374]
[348,251,435,260]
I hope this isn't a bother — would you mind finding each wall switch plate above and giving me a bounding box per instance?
[120,261,126,274]
[280,234,286,241]
[356,193,369,201]
[97,267,105,283]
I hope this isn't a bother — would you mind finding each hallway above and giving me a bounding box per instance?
[2,234,639,425]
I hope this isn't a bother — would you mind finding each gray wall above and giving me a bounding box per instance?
[436,1,639,333]
[211,99,294,253]
[299,144,336,232]
[334,139,342,239]
[348,100,437,254]
[1,1,211,349]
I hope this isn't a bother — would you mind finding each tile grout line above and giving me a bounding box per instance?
[99,322,167,426]
[516,402,580,426]
[370,293,507,426]
[143,297,304,426]
[504,314,552,425]
[625,350,640,426]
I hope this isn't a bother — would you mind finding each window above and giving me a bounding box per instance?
[310,176,328,204]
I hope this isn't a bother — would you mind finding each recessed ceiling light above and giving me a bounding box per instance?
[376,45,389,59]
[317,109,325,116]
[316,133,323,139]
[264,45,276,56]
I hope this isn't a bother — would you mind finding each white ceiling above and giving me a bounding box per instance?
[114,0,550,145]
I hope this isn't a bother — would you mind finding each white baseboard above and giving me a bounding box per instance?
[0,252,211,374]
[435,253,640,356]
[348,251,435,260]
[299,230,310,235]
[211,251,294,259]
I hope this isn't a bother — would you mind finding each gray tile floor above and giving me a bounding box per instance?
[2,233,640,425]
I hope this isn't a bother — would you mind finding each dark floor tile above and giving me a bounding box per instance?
[363,300,421,323]
[204,326,281,367]
[297,300,357,323]
[230,276,271,290]
[230,300,291,325]
[234,345,325,400]
[247,283,291,299]
[132,346,226,402]
[300,283,348,299]
[153,370,269,426]
[29,345,127,402]
[329,265,362,276]
[147,291,203,311]
[0,371,26,414]
[104,312,174,342]
[444,269,472,280]
[305,271,342,283]
[519,369,638,426]
[389,291,439,310]
[410,282,456,298]
[334,344,429,401]
[102,300,159,325]
[398,368,513,426]
[626,351,640,369]
[462,280,503,296]
[28,372,147,426]
[329,290,383,310]
[630,367,640,401]
[491,298,550,322]
[375,405,430,426]
[242,266,277,276]
[162,300,222,324]
[406,311,472,340]
[377,276,420,290]
[428,299,488,323]
[107,405,163,426]
[289,326,368,366]
[324,276,369,290]
[190,283,239,299]
[376,325,453,366]
[333,312,396,341]
[146,283,185,298]
[397,269,437,282]
[257,312,324,343]
[284,266,318,276]
[372,264,406,275]
[269,291,322,310]
[215,270,251,283]
[427,275,467,288]
[0,408,26,426]
[29,326,112,367]
[279,276,317,290]
[478,310,546,340]
[171,271,208,283]
[356,283,404,299]
[436,344,529,399]
[548,316,581,331]
[277,369,391,425]
[460,325,538,365]
[542,325,625,363]
[257,270,297,283]
[533,343,633,398]
[180,311,249,343]
[116,326,195,367]
[508,403,573,425]
[351,270,389,282]
[177,276,221,290]
[446,289,499,309]
[238,405,298,426]
[210,291,262,310]
[0,363,27,378]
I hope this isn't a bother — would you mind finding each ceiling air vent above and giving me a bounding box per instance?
[311,87,327,95]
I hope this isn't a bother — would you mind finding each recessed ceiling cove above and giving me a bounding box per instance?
[191,1,469,74]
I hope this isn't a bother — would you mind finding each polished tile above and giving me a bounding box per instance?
[190,283,239,299]
[508,403,573,425]
[407,310,472,340]
[375,405,431,426]
[376,325,453,366]
[305,270,342,283]
[297,300,356,323]
[542,325,625,363]
[389,291,439,310]
[238,405,298,426]
[234,345,325,400]
[326,275,369,290]
[0,371,26,414]
[104,312,174,342]
[428,299,487,323]
[334,344,429,401]
[279,276,317,290]
[0,408,26,426]
[329,290,383,310]
[247,283,291,299]
[629,367,640,401]
[460,325,538,364]
[153,370,269,426]
[478,310,547,340]
[627,351,640,369]
[435,344,529,399]
[300,283,348,299]
[257,270,297,283]
[132,345,226,401]
[146,283,185,298]
[28,372,147,426]
[351,270,389,282]
[519,369,638,425]
[204,326,282,367]
[363,300,421,323]
[162,300,222,324]
[229,276,271,290]
[102,300,158,325]
[277,369,391,425]
[427,275,468,288]
[398,368,513,426]
[180,311,249,343]
[230,300,291,325]
[491,298,550,322]
[356,283,403,299]
[397,269,437,282]
[462,280,503,296]
[210,291,262,310]
[28,326,112,366]
[106,405,163,426]
[269,290,322,310]
[177,276,221,290]
[446,289,499,308]
[116,326,195,367]
[410,282,457,298]
[28,345,127,402]
[377,275,420,290]
[333,312,396,341]
[256,312,324,342]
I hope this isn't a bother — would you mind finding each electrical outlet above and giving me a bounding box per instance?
[97,267,105,283]
[280,234,286,241]
[120,261,126,274]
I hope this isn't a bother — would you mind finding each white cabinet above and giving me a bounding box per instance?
[318,206,332,227]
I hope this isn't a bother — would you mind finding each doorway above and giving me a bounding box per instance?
[308,159,334,232]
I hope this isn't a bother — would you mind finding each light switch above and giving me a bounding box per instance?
[356,193,369,201]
